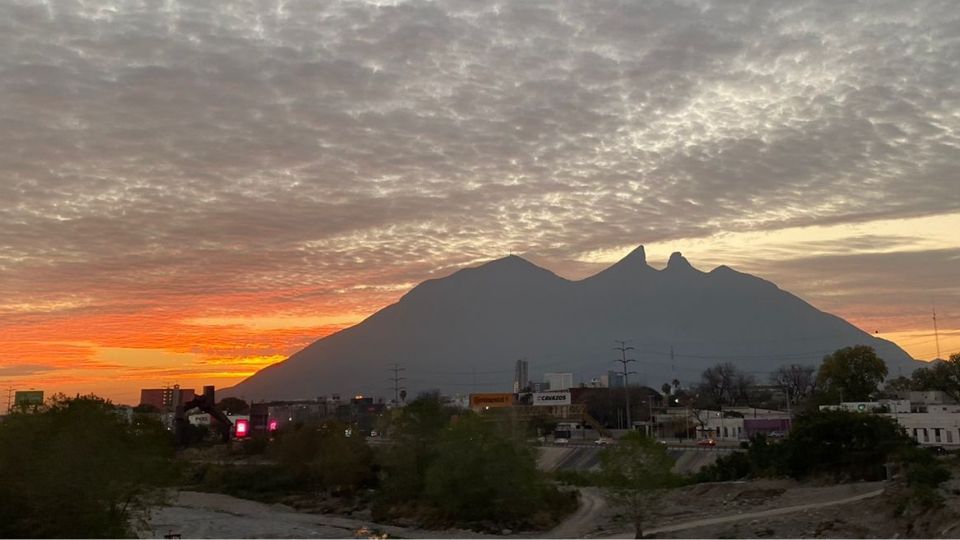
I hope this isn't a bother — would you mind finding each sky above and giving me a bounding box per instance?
[1,0,958,405]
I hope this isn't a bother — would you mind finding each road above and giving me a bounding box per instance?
[606,487,886,538]
[548,487,609,539]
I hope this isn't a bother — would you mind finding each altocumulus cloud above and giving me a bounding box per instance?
[1,0,959,315]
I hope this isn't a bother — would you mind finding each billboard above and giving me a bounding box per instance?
[469,393,514,409]
[14,390,44,407]
[532,391,571,406]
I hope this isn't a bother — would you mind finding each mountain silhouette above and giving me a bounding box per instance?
[223,247,919,401]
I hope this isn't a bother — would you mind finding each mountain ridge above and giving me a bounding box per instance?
[222,247,920,401]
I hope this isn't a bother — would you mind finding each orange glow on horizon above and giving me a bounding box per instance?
[2,260,957,405]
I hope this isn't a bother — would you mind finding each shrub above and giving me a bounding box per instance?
[0,395,175,538]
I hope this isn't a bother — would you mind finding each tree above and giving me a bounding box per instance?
[133,403,160,414]
[910,353,960,402]
[0,395,174,538]
[599,432,679,538]
[883,375,915,396]
[217,397,250,415]
[660,383,672,397]
[770,364,817,407]
[273,420,373,494]
[783,409,911,480]
[816,345,888,402]
[697,362,755,408]
[376,394,457,508]
[423,414,556,527]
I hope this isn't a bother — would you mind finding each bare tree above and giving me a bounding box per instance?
[770,364,817,406]
[698,362,753,407]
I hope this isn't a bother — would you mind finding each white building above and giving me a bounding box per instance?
[543,372,574,391]
[823,396,960,448]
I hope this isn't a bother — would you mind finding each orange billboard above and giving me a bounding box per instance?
[469,393,514,409]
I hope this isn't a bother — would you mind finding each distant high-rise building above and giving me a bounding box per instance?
[543,372,573,391]
[139,385,195,411]
[513,359,529,393]
[607,370,626,389]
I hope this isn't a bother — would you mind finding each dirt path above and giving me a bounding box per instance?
[606,488,885,538]
[141,490,498,539]
[548,488,608,538]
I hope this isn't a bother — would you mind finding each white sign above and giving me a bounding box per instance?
[533,391,571,406]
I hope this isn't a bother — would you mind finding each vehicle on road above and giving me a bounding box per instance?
[696,438,717,447]
[595,437,614,445]
[554,437,570,445]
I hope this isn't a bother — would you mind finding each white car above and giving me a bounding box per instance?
[595,437,614,445]
[554,437,570,445]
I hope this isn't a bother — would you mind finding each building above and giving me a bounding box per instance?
[694,407,793,441]
[513,359,529,393]
[249,399,331,435]
[14,390,44,409]
[544,372,573,391]
[606,371,625,389]
[139,385,196,411]
[824,396,960,447]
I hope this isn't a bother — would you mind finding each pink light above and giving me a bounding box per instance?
[268,420,278,432]
[235,419,249,438]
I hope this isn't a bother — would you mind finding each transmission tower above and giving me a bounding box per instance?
[614,340,637,430]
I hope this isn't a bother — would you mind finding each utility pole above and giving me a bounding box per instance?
[388,363,406,405]
[614,340,637,431]
[934,308,942,360]
[5,387,14,413]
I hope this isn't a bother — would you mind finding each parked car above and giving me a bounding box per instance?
[595,437,614,446]
[554,437,570,445]
[696,438,717,447]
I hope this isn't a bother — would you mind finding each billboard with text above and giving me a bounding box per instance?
[469,393,514,409]
[532,391,571,406]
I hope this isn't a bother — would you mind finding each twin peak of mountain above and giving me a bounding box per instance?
[489,245,722,279]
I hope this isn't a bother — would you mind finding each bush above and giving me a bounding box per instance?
[697,451,752,482]
[272,420,374,494]
[0,395,175,538]
[783,410,912,481]
[376,400,576,531]
[191,463,308,501]
[423,415,569,528]
[696,434,787,482]
[552,469,603,487]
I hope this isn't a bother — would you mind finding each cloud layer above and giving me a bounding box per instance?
[2,0,959,397]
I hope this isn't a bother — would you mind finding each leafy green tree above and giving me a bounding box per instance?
[0,395,174,538]
[423,414,551,526]
[883,375,915,396]
[376,394,457,506]
[816,345,888,402]
[273,420,373,494]
[216,397,250,415]
[599,432,679,538]
[783,409,910,480]
[910,353,960,401]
